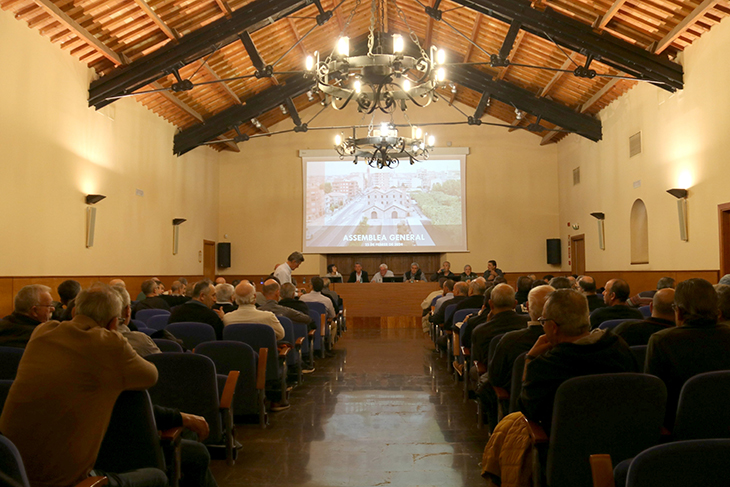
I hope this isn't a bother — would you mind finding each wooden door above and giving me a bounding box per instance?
[203,240,216,281]
[718,204,730,277]
[571,234,586,275]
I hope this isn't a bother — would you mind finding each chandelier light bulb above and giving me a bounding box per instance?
[427,135,435,147]
[393,34,404,53]
[380,122,389,136]
[305,55,314,71]
[415,127,422,139]
[354,79,361,93]
[338,37,350,57]
[437,67,446,82]
[403,79,411,91]
[437,49,446,65]
[335,133,342,146]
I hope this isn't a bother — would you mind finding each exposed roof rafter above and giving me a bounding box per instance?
[654,0,720,54]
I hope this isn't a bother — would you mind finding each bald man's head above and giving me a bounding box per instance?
[234,280,256,306]
[651,288,675,321]
[453,281,469,297]
[527,285,555,322]
[490,283,516,311]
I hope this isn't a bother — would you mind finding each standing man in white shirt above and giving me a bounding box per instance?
[273,251,305,285]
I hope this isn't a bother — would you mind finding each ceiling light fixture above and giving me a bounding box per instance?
[334,123,434,169]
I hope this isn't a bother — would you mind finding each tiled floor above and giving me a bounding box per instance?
[211,328,490,487]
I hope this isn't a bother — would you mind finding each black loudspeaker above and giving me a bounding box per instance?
[546,239,561,265]
[217,242,231,268]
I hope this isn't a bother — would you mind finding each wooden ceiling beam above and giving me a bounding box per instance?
[215,0,233,16]
[540,128,560,144]
[333,0,345,31]
[287,18,309,58]
[200,63,242,104]
[132,0,178,40]
[539,58,572,97]
[449,14,483,105]
[425,0,437,47]
[596,0,628,30]
[33,0,124,66]
[497,31,525,80]
[654,0,719,54]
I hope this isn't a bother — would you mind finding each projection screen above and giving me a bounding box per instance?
[301,148,468,254]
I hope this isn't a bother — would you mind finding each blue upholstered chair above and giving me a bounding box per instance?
[672,370,730,441]
[135,309,170,324]
[146,314,170,331]
[165,322,216,350]
[146,353,239,465]
[306,301,330,355]
[638,305,651,318]
[598,319,632,331]
[308,309,326,359]
[129,319,146,330]
[152,338,184,353]
[0,346,24,380]
[276,316,303,384]
[629,345,647,371]
[138,327,157,336]
[195,341,267,428]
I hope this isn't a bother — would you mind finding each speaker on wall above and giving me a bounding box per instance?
[217,242,231,268]
[547,238,561,265]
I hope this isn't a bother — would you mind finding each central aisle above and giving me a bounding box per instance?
[212,328,489,487]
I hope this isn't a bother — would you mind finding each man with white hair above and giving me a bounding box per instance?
[273,251,305,285]
[258,279,314,331]
[371,263,395,283]
[110,285,161,356]
[213,283,237,314]
[0,284,54,348]
[0,285,162,487]
[223,281,285,340]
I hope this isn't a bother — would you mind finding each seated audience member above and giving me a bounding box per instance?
[279,283,310,315]
[321,278,341,312]
[520,289,637,434]
[300,277,336,320]
[471,284,529,374]
[224,281,285,340]
[613,288,676,346]
[348,262,369,283]
[716,284,730,325]
[131,279,171,318]
[159,280,190,308]
[478,285,553,426]
[431,282,469,345]
[403,262,427,282]
[433,279,456,313]
[548,276,572,289]
[111,284,161,356]
[259,279,316,332]
[273,251,305,285]
[460,286,495,350]
[589,278,644,329]
[645,278,730,428]
[0,285,162,487]
[542,274,554,284]
[109,278,126,288]
[627,276,675,308]
[213,283,238,314]
[168,281,225,340]
[215,277,226,285]
[578,276,606,312]
[483,260,504,284]
[0,284,54,348]
[445,279,488,331]
[371,263,395,283]
[431,261,457,282]
[515,276,533,304]
[325,264,342,279]
[421,284,446,333]
[53,279,81,321]
[461,265,478,282]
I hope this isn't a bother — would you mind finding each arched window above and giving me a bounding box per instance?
[391,211,398,218]
[630,199,649,264]
[371,211,378,219]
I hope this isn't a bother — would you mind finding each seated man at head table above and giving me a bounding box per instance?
[371,263,395,283]
[431,261,457,282]
[348,262,369,283]
[403,262,427,282]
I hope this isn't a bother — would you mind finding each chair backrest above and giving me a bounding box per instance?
[95,390,165,473]
[546,373,667,487]
[152,338,184,353]
[0,435,30,487]
[488,333,506,364]
[625,439,730,487]
[629,345,647,371]
[307,309,324,351]
[598,318,631,331]
[444,304,458,325]
[453,308,480,327]
[135,308,170,324]
[146,314,170,331]
[0,347,24,381]
[276,316,299,367]
[290,322,309,355]
[146,353,223,444]
[509,352,527,413]
[195,341,259,416]
[673,370,730,441]
[306,302,329,339]
[638,305,651,318]
[0,380,13,415]
[129,319,145,330]
[222,323,280,382]
[305,301,327,317]
[430,296,440,308]
[138,327,156,336]
[165,322,216,350]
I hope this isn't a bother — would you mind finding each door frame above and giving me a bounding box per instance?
[571,234,586,275]
[718,203,730,277]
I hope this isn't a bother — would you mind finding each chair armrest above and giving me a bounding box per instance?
[159,426,183,443]
[461,347,470,357]
[278,348,288,359]
[308,329,316,337]
[525,417,549,444]
[219,371,239,410]
[589,454,615,487]
[493,386,510,401]
[295,337,305,346]
[475,361,487,375]
[76,477,108,487]
[320,314,326,335]
[256,348,268,390]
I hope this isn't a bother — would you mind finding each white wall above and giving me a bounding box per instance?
[0,9,220,276]
[556,16,730,272]
[218,99,561,275]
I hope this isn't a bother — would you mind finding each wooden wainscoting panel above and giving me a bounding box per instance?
[0,279,14,317]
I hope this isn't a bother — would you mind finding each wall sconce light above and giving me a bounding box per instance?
[667,188,688,241]
[172,218,186,255]
[85,194,106,248]
[590,212,606,250]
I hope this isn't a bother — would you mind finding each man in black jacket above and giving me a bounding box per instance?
[431,261,457,282]
[132,279,171,318]
[445,278,487,331]
[348,263,369,283]
[279,283,311,315]
[614,288,675,345]
[578,276,607,312]
[0,284,54,348]
[168,281,225,340]
[589,278,643,329]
